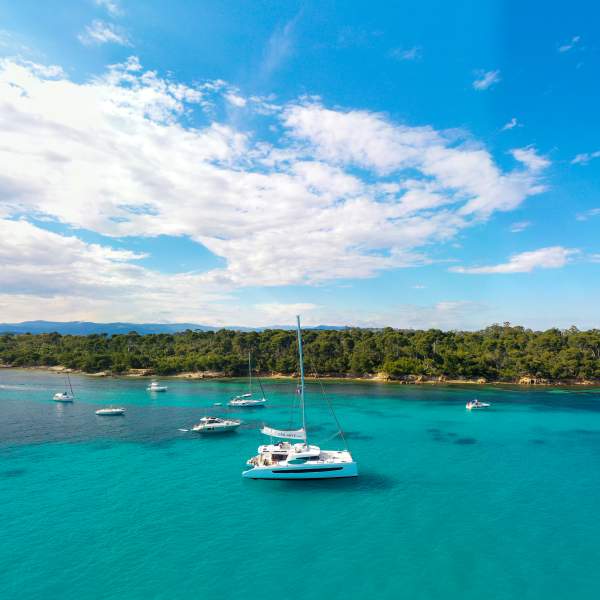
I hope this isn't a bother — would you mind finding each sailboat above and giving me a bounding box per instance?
[228,352,267,407]
[242,316,358,479]
[53,372,75,402]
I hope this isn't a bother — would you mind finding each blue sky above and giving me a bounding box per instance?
[0,0,598,328]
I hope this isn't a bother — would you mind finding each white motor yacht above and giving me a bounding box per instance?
[147,381,168,392]
[191,416,241,433]
[242,316,358,480]
[95,406,126,416]
[466,399,491,410]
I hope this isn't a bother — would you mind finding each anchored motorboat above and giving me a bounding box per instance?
[147,381,168,392]
[242,316,358,480]
[228,353,267,407]
[191,416,241,433]
[466,399,491,410]
[53,373,75,402]
[95,406,126,416]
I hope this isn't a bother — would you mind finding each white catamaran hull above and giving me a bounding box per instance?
[242,461,358,479]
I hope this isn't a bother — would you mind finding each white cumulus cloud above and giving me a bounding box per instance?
[0,58,552,322]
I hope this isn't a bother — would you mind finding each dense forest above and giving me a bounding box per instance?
[1,324,600,382]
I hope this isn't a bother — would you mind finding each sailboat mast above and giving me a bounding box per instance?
[296,315,307,444]
[248,352,252,394]
[67,373,74,396]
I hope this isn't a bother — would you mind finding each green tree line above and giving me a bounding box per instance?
[1,324,600,381]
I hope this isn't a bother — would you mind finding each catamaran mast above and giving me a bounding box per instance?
[296,315,307,445]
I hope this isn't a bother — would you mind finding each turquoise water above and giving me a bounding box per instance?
[1,370,600,599]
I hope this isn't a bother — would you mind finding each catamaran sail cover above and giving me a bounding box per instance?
[261,426,306,440]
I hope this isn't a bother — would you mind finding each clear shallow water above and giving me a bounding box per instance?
[1,370,600,600]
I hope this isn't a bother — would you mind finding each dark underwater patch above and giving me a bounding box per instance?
[343,431,374,441]
[454,437,477,445]
[530,439,546,445]
[571,429,600,436]
[2,468,27,478]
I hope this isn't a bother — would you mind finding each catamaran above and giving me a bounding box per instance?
[53,372,75,402]
[228,352,267,407]
[242,316,358,479]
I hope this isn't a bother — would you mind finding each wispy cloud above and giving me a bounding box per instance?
[576,208,600,221]
[450,247,578,274]
[78,20,130,46]
[571,150,600,165]
[502,117,520,131]
[94,0,123,17]
[509,221,531,233]
[389,46,422,61]
[472,69,500,91]
[224,92,247,108]
[511,147,550,172]
[558,35,580,53]
[260,14,300,79]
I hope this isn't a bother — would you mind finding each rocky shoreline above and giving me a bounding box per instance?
[4,364,599,387]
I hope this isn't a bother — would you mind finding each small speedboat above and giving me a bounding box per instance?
[95,406,125,416]
[147,381,168,392]
[466,399,491,410]
[191,416,241,433]
[228,393,267,408]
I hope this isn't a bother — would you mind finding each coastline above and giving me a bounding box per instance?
[5,365,600,388]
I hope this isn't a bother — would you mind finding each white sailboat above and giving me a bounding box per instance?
[242,316,358,480]
[228,352,267,407]
[53,372,75,402]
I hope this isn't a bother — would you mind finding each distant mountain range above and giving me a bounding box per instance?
[0,321,348,335]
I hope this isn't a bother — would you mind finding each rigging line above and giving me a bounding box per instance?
[256,371,266,399]
[309,361,349,452]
